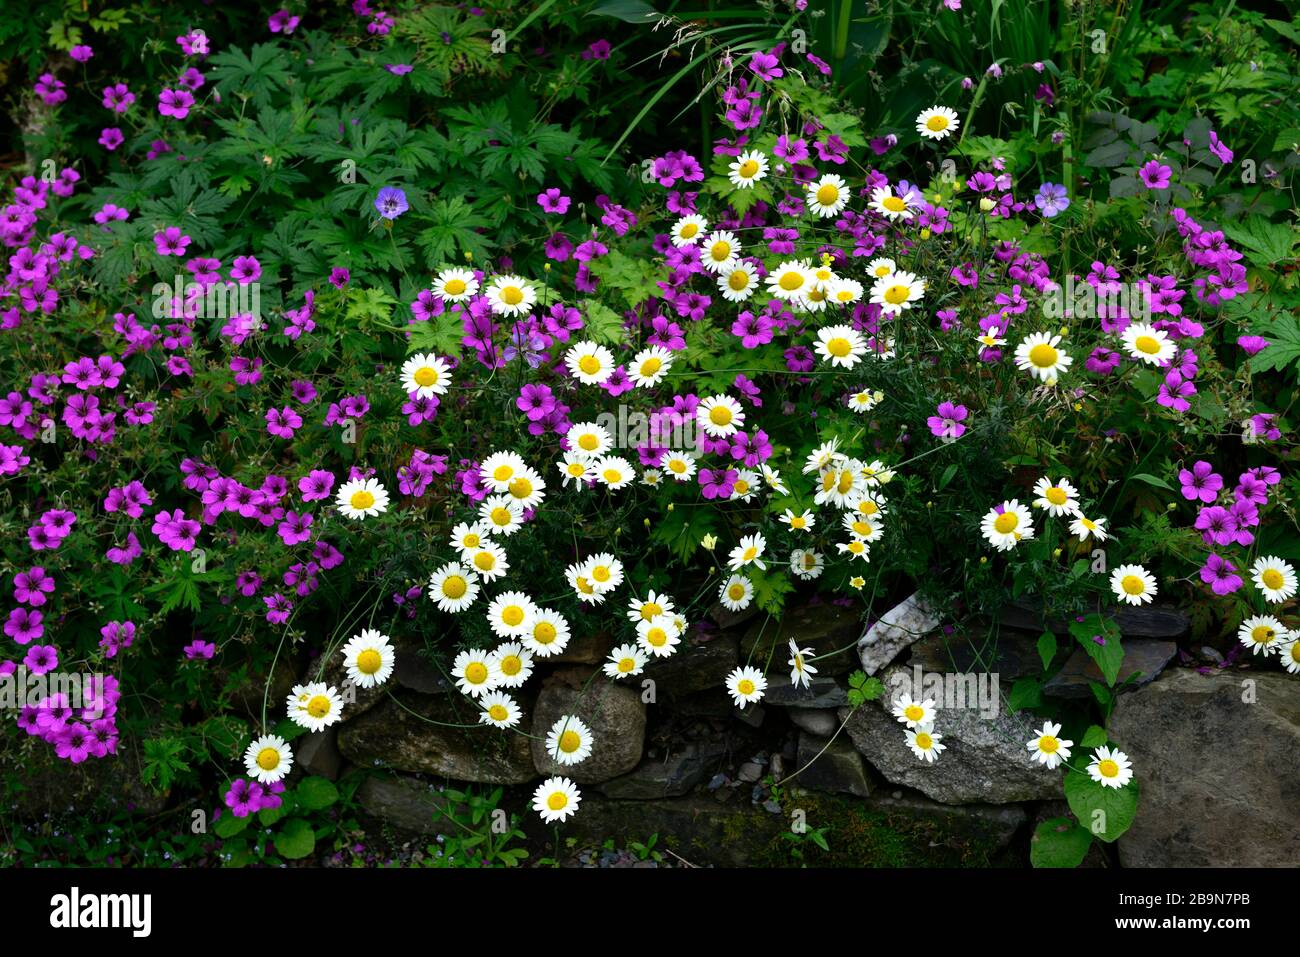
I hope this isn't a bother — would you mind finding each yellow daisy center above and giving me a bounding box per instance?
[905,705,924,722]
[926,115,949,132]
[826,337,852,357]
[501,606,525,627]
[1039,735,1059,754]
[882,196,906,213]
[737,679,755,696]
[1046,487,1068,506]
[465,662,488,684]
[816,184,839,205]
[500,655,522,675]
[473,552,496,571]
[1121,575,1145,596]
[500,286,524,305]
[728,271,750,291]
[1261,569,1283,589]
[709,405,733,426]
[559,730,581,753]
[680,222,698,238]
[1098,759,1120,778]
[738,159,758,178]
[1029,343,1059,368]
[307,695,331,719]
[357,649,382,674]
[994,512,1019,534]
[414,366,439,387]
[579,355,601,375]
[727,583,746,601]
[915,732,933,749]
[547,791,568,810]
[1134,335,1161,355]
[442,575,467,599]
[257,747,280,770]
[883,284,910,305]
[488,704,509,721]
[1250,625,1275,644]
[443,278,466,295]
[349,490,375,510]
[534,621,557,644]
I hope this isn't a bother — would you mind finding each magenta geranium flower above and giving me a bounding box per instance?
[1138,161,1172,190]
[98,128,125,151]
[153,227,192,256]
[1178,460,1222,503]
[536,188,570,214]
[927,402,969,443]
[1199,554,1242,595]
[158,88,195,119]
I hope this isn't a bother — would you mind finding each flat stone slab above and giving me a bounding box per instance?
[1043,639,1177,698]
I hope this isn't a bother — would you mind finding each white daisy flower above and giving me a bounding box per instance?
[479,494,525,536]
[636,616,682,657]
[335,477,389,520]
[661,450,698,481]
[789,548,824,580]
[557,451,595,489]
[981,500,1036,551]
[892,693,937,729]
[484,274,537,316]
[1110,564,1157,606]
[1032,476,1082,517]
[465,541,509,581]
[916,105,960,140]
[696,394,745,438]
[718,574,753,611]
[727,150,768,188]
[726,666,767,707]
[564,341,616,384]
[489,641,534,687]
[718,263,758,301]
[1069,514,1108,542]
[523,608,571,657]
[1014,332,1073,383]
[341,628,395,689]
[905,725,945,762]
[480,450,528,493]
[815,324,868,368]
[728,533,767,571]
[433,267,479,302]
[627,591,676,624]
[779,509,815,532]
[1121,322,1176,366]
[765,260,814,303]
[566,421,613,458]
[594,455,636,490]
[788,640,818,689]
[1026,721,1073,770]
[244,734,293,784]
[1251,556,1297,603]
[479,691,522,729]
[604,643,648,679]
[486,591,536,638]
[670,213,708,247]
[701,230,741,272]
[869,185,916,220]
[532,776,581,822]
[428,562,480,613]
[287,681,345,732]
[629,345,673,387]
[869,269,925,315]
[546,715,594,766]
[1238,615,1285,656]
[400,353,452,398]
[451,648,500,697]
[1086,745,1134,788]
[806,173,849,218]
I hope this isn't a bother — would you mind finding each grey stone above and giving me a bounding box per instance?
[338,688,535,784]
[732,703,765,727]
[355,775,456,834]
[598,741,728,799]
[548,630,615,664]
[1000,600,1189,639]
[742,601,862,675]
[909,628,1045,681]
[1043,639,1177,698]
[858,591,943,676]
[295,727,342,780]
[788,707,839,736]
[763,673,848,708]
[531,667,646,783]
[839,665,1063,804]
[1110,669,1300,867]
[795,732,872,797]
[226,656,298,721]
[643,634,738,696]
[737,761,764,783]
[707,600,760,631]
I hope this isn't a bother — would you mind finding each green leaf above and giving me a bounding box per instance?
[1063,771,1138,843]
[589,0,658,22]
[1080,724,1109,747]
[274,819,316,860]
[214,811,252,839]
[1248,313,1300,375]
[1030,817,1094,868]
[1037,630,1058,670]
[1006,676,1043,712]
[296,776,339,811]
[1219,217,1297,269]
[1083,141,1131,167]
[1070,614,1124,687]
[1130,472,1174,492]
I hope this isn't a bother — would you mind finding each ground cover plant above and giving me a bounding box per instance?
[1,0,1296,869]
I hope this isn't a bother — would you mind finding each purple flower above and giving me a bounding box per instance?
[158,88,195,119]
[374,186,409,220]
[278,510,314,546]
[98,128,125,151]
[1199,554,1242,596]
[5,608,43,645]
[1208,131,1233,165]
[269,9,301,33]
[70,44,94,62]
[153,227,192,256]
[1178,460,1222,503]
[24,644,58,676]
[1236,335,1269,356]
[699,468,737,500]
[536,188,571,214]
[14,567,55,606]
[1138,161,1172,190]
[151,509,201,552]
[184,638,216,660]
[927,402,969,442]
[265,406,303,439]
[1034,183,1070,217]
